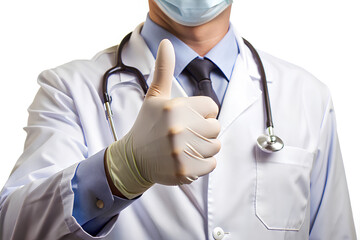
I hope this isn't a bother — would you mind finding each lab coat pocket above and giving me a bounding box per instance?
[255,146,315,231]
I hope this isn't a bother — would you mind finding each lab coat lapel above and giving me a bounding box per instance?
[218,55,262,136]
[121,23,268,123]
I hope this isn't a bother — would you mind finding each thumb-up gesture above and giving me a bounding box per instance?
[106,39,221,199]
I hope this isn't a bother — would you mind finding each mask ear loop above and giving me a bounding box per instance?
[102,32,149,141]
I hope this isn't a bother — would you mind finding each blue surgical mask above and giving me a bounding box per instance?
[154,0,233,27]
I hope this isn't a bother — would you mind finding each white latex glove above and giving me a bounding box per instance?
[106,39,221,199]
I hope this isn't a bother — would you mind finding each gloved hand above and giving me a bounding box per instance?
[106,39,221,199]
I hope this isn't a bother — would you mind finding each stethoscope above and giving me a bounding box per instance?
[102,32,284,153]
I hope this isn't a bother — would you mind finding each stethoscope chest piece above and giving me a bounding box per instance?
[257,127,284,153]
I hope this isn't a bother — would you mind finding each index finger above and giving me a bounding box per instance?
[185,96,219,119]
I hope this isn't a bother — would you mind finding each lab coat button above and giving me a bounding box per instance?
[96,199,104,209]
[212,227,225,240]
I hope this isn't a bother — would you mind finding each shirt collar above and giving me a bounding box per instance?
[205,24,239,80]
[141,15,239,80]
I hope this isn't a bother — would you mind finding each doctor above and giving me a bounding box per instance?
[0,0,356,239]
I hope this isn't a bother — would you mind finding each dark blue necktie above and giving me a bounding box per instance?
[186,58,221,109]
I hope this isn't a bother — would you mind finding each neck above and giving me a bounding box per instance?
[148,0,231,57]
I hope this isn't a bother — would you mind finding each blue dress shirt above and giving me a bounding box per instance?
[141,15,239,103]
[71,16,239,235]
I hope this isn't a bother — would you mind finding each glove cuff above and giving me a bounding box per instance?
[106,134,153,199]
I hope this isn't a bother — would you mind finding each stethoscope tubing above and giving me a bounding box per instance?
[102,32,284,152]
[102,32,148,141]
[242,38,274,129]
[102,32,148,103]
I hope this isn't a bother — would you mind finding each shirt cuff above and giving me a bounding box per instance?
[71,148,137,236]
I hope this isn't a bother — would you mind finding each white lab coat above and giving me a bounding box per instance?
[0,23,356,239]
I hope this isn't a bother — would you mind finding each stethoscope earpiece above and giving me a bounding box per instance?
[257,127,284,153]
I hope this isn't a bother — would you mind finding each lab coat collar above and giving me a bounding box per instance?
[122,23,154,78]
[234,29,273,83]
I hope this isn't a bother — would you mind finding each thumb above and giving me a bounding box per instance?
[146,39,175,99]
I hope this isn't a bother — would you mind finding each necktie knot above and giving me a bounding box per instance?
[185,58,221,110]
[186,58,217,82]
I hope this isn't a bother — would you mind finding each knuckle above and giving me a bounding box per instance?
[171,148,181,159]
[175,166,186,179]
[163,101,173,112]
[213,119,221,134]
[168,126,184,137]
[148,85,161,96]
[205,95,214,103]
[210,103,219,116]
[213,139,221,153]
[204,95,215,105]
[175,173,186,182]
[203,97,219,118]
[172,149,185,177]
[210,158,217,171]
[163,98,183,112]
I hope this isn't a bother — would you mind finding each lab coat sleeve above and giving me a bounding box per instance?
[72,149,136,236]
[0,69,131,239]
[309,96,357,239]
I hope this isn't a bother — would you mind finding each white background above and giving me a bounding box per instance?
[0,0,359,235]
